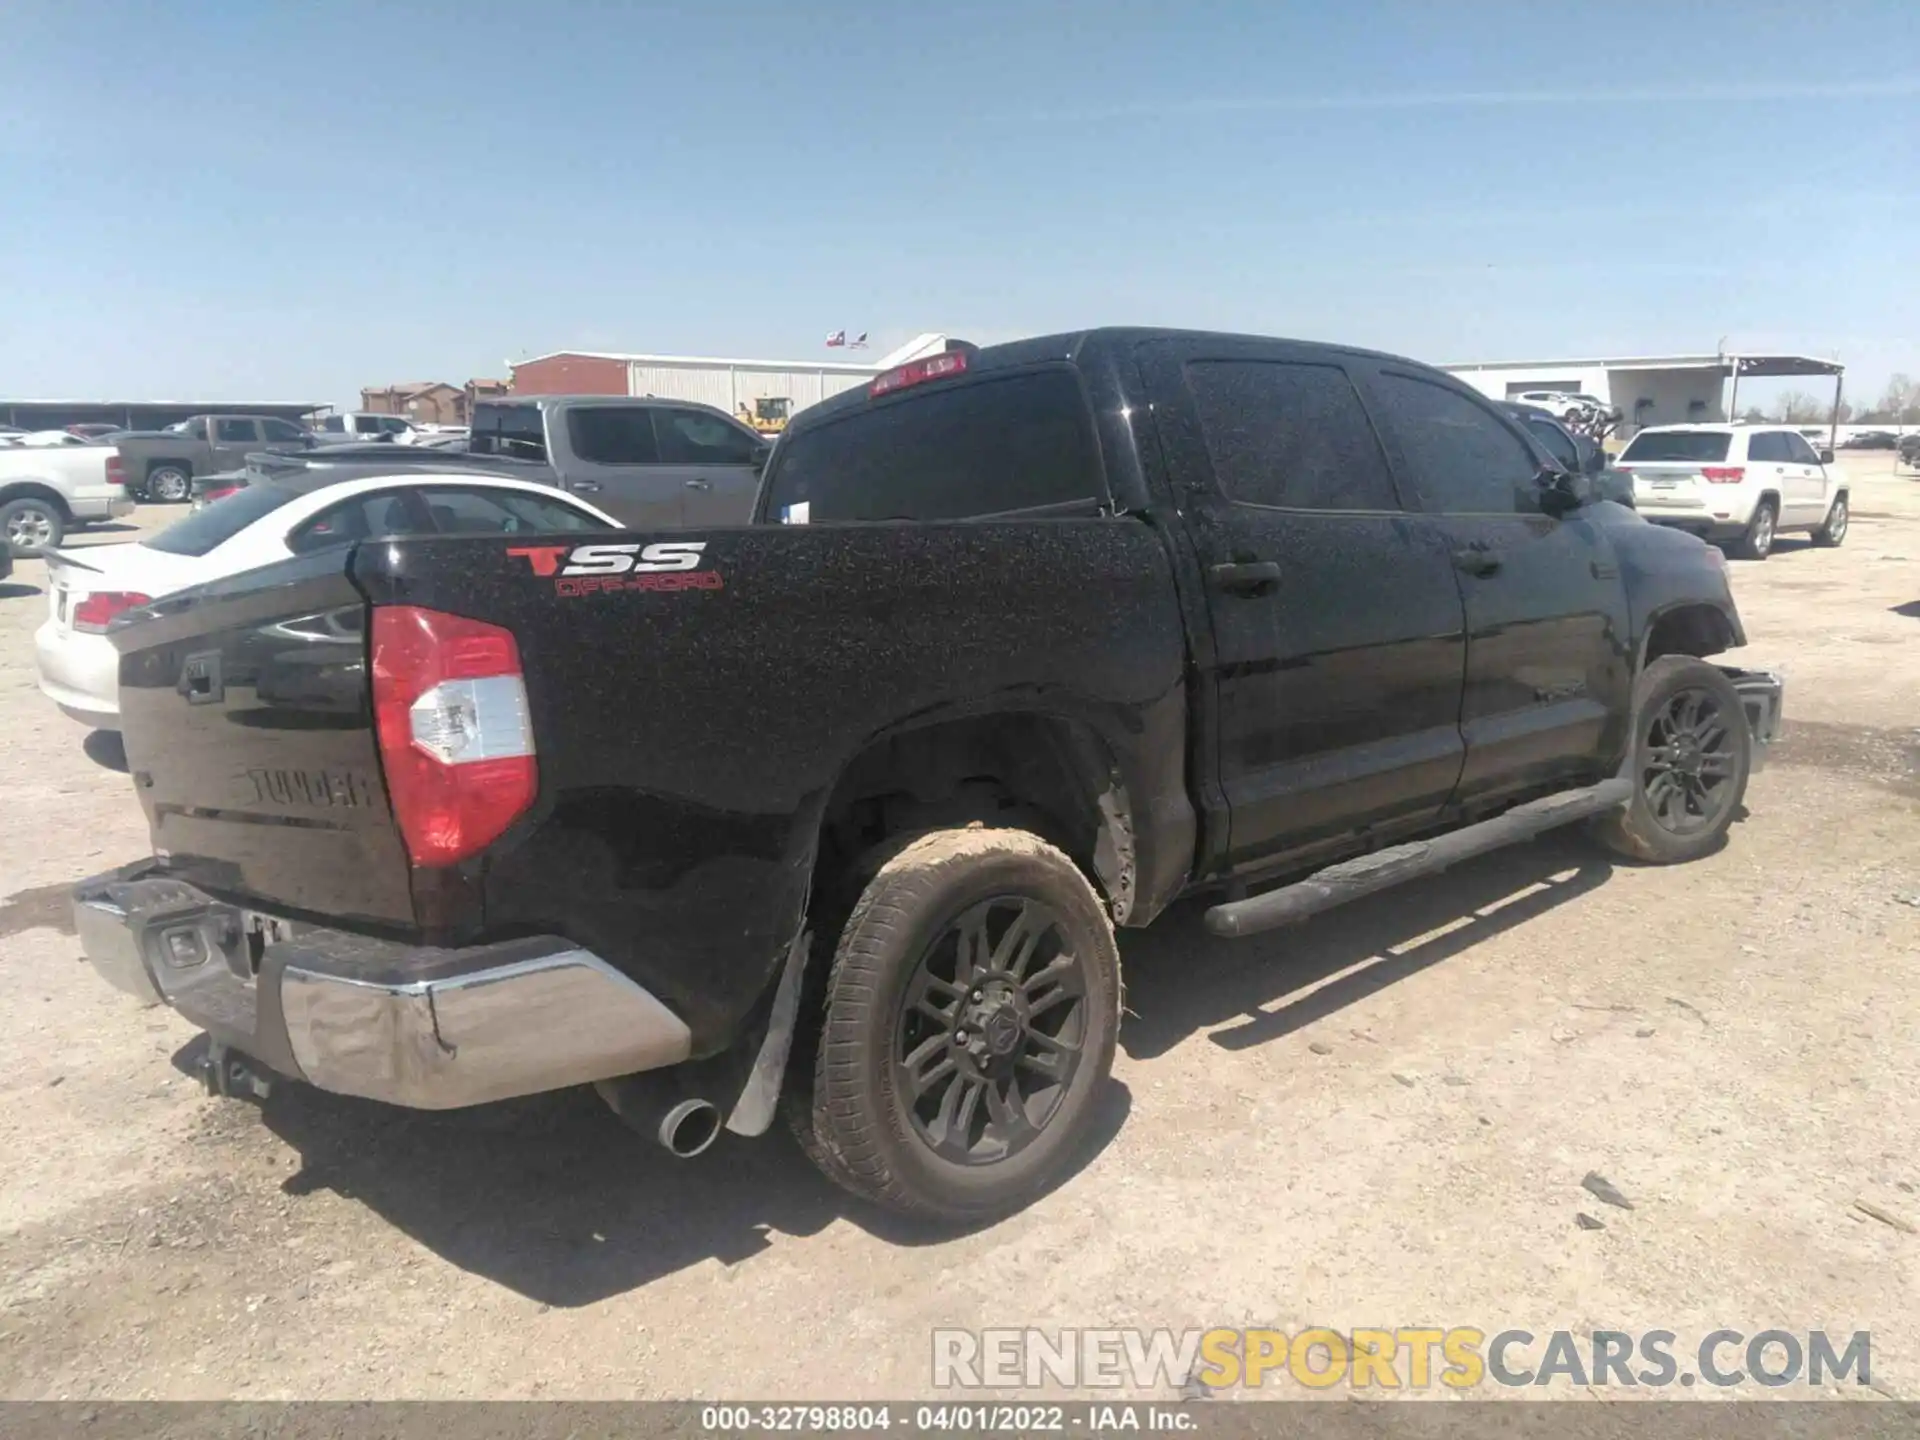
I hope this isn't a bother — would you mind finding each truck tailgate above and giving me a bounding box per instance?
[111,551,415,928]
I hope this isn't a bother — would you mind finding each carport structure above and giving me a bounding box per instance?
[1442,352,1846,441]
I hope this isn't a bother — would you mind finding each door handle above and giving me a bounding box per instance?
[684,478,712,491]
[1453,546,1503,577]
[1208,560,1281,596]
[570,480,602,492]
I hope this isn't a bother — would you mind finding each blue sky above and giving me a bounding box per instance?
[2,0,1915,409]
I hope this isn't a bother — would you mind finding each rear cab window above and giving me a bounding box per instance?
[760,368,1105,522]
[1619,432,1733,464]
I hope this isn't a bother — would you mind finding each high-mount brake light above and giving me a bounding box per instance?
[371,606,537,868]
[868,349,970,398]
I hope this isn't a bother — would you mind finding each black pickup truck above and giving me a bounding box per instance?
[72,329,1782,1222]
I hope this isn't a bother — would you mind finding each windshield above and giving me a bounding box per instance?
[143,484,299,556]
[1619,432,1732,463]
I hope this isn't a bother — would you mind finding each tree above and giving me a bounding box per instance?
[1741,406,1769,423]
[1877,374,1919,425]
[1769,390,1824,423]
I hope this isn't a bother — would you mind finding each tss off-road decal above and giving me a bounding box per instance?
[507,541,724,595]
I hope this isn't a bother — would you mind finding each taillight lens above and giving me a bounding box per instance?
[1701,466,1746,483]
[203,484,241,504]
[869,349,969,398]
[71,591,152,633]
[371,606,537,868]
[105,455,127,490]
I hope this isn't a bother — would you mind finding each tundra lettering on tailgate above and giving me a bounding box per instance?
[506,541,724,596]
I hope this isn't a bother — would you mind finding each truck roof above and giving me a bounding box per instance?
[785,327,1440,433]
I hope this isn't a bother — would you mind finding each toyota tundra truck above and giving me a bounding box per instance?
[72,329,1783,1222]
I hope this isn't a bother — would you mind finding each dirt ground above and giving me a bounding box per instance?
[1,459,1915,1402]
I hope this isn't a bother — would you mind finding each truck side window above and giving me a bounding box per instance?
[568,407,661,464]
[764,370,1102,522]
[655,408,759,465]
[215,418,256,443]
[1374,373,1538,514]
[470,405,548,461]
[1525,417,1580,471]
[260,419,305,442]
[1184,360,1398,511]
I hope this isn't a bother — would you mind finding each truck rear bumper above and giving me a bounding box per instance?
[72,863,693,1109]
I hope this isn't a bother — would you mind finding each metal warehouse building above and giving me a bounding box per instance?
[1441,352,1845,437]
[509,334,950,414]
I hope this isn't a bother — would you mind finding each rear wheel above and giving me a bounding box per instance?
[1591,656,1751,864]
[1813,493,1848,547]
[792,826,1120,1222]
[1730,498,1776,560]
[1,497,66,555]
[146,466,191,503]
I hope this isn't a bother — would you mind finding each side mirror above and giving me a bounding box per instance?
[1818,447,1835,465]
[1579,439,1607,475]
[1537,466,1589,516]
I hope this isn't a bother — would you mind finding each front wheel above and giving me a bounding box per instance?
[1,497,66,555]
[146,466,191,503]
[1813,494,1848,547]
[794,826,1120,1222]
[1591,656,1751,864]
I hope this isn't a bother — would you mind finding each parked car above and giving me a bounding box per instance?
[1514,390,1613,422]
[34,473,617,729]
[467,395,771,525]
[109,414,320,502]
[66,423,123,440]
[0,443,135,554]
[1616,424,1850,559]
[14,429,92,447]
[188,441,560,508]
[313,412,418,443]
[71,327,1782,1222]
[1843,430,1898,449]
[1900,434,1920,468]
[1495,401,1634,508]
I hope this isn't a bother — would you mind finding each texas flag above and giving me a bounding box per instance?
[825,330,846,347]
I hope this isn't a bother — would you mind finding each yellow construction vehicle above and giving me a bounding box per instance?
[736,397,792,435]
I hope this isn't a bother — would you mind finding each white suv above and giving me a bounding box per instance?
[1616,424,1849,560]
[1514,389,1611,421]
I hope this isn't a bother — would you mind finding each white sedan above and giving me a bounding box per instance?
[36,473,618,729]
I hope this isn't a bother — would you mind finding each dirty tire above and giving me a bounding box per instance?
[1,497,66,556]
[1730,498,1776,560]
[1591,656,1751,865]
[795,826,1120,1222]
[1813,494,1848,547]
[146,466,192,503]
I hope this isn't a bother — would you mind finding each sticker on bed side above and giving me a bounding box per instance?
[781,501,810,525]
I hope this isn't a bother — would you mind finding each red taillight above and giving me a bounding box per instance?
[105,455,127,489]
[71,591,152,633]
[371,606,537,868]
[1701,466,1746,483]
[203,484,241,503]
[869,349,970,398]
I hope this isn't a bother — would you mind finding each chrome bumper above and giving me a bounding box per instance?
[1721,666,1784,770]
[72,865,692,1110]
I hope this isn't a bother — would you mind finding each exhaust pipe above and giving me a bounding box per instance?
[658,1098,722,1158]
[596,1073,724,1159]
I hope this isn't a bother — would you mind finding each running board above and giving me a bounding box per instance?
[1202,778,1634,940]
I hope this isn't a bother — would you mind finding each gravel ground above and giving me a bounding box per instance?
[1,459,1915,1401]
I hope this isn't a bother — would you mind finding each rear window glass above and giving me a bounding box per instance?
[764,369,1102,522]
[469,405,547,461]
[144,484,299,556]
[1620,432,1731,463]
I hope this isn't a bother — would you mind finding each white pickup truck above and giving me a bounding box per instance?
[0,445,135,555]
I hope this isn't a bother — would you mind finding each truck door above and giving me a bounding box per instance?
[548,403,685,528]
[650,406,765,525]
[1356,363,1632,811]
[1137,339,1469,873]
[210,417,262,468]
